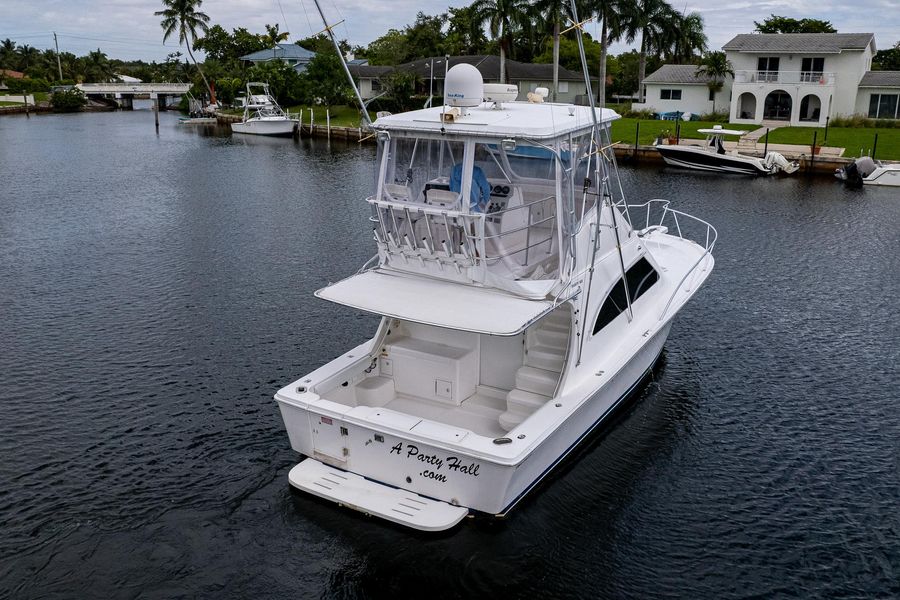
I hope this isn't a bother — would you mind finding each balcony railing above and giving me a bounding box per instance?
[733,70,835,85]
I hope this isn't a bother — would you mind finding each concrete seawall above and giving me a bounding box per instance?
[216,112,862,177]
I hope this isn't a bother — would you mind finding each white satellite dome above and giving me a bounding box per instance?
[444,63,483,108]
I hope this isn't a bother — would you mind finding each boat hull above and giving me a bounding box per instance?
[656,144,770,175]
[231,119,296,137]
[276,322,672,520]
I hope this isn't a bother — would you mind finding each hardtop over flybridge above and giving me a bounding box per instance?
[274,2,716,531]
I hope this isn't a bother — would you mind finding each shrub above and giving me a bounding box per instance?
[5,77,51,94]
[829,114,899,129]
[698,110,729,122]
[50,88,87,111]
[622,108,656,119]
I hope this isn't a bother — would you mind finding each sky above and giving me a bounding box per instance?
[1,0,898,63]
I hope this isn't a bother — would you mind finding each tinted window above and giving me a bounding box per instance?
[592,257,660,335]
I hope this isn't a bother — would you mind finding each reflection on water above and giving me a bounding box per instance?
[1,108,899,599]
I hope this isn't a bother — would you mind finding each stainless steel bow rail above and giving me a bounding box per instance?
[629,199,718,321]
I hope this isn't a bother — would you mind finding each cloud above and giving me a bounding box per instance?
[1,0,897,61]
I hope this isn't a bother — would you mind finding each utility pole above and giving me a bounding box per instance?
[53,32,63,81]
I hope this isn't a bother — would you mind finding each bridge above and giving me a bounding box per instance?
[76,83,192,110]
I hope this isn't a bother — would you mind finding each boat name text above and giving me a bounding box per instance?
[389,443,480,480]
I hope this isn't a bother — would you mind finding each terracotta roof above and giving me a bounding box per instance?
[722,33,874,54]
[0,69,25,79]
[859,71,900,87]
[642,64,721,85]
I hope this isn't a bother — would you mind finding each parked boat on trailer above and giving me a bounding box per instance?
[655,125,798,175]
[274,57,717,531]
[230,82,297,137]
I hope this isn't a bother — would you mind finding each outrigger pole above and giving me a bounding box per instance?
[309,0,373,130]
[568,0,633,363]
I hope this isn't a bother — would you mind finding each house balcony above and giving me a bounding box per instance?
[733,70,836,86]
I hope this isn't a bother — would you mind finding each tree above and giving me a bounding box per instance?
[669,11,706,63]
[624,0,677,102]
[696,50,733,113]
[534,32,600,73]
[873,42,900,71]
[246,59,302,104]
[262,23,290,50]
[753,15,836,34]
[404,12,447,61]
[471,0,530,83]
[530,0,571,101]
[193,24,233,62]
[445,6,488,56]
[294,34,350,56]
[366,30,408,66]
[154,0,213,99]
[594,0,637,106]
[83,49,114,82]
[299,52,351,106]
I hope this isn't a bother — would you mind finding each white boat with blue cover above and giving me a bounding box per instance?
[275,61,717,531]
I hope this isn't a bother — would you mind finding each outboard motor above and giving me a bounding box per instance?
[837,156,876,188]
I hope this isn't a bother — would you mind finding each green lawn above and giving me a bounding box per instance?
[286,104,374,128]
[0,100,24,107]
[761,126,899,160]
[610,118,754,146]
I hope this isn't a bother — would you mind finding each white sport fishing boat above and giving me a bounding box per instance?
[231,82,297,137]
[274,58,717,530]
[656,125,797,175]
[836,156,900,187]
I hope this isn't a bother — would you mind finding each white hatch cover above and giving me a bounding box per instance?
[289,460,469,531]
[315,270,556,336]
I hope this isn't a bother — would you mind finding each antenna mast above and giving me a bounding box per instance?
[310,0,373,130]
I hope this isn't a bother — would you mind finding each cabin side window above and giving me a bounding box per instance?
[592,257,660,334]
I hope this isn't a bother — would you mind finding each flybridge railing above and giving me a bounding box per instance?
[628,199,717,321]
[366,195,560,285]
[733,70,835,85]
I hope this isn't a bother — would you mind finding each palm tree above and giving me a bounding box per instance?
[472,0,530,83]
[669,11,706,63]
[263,23,290,47]
[624,0,676,102]
[0,39,16,69]
[696,50,733,113]
[154,0,212,97]
[592,0,636,106]
[530,0,571,101]
[17,44,41,71]
[83,49,114,82]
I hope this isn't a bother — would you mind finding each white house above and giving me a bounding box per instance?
[639,32,900,127]
[636,64,729,117]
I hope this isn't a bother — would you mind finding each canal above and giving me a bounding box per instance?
[1,107,898,598]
